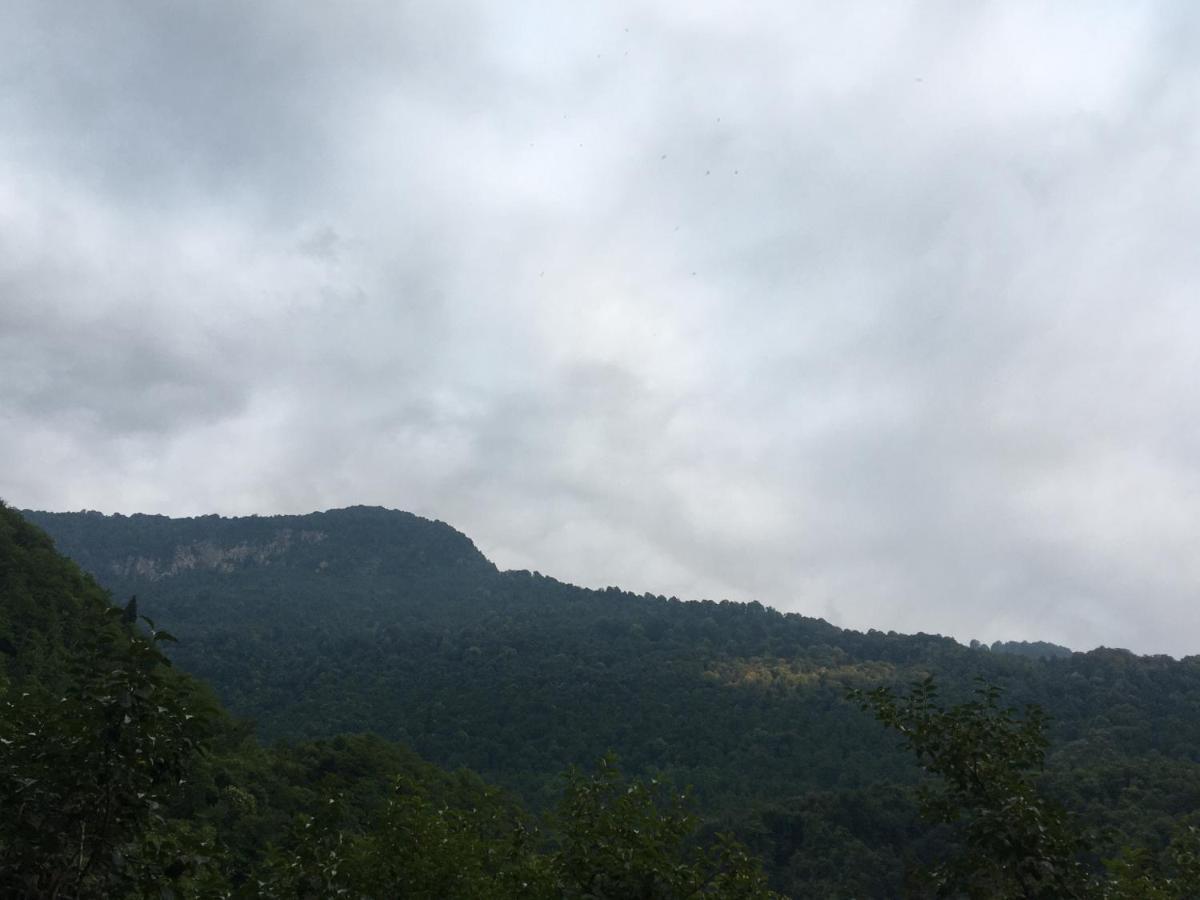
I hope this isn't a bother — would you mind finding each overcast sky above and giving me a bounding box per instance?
[4,2,1200,656]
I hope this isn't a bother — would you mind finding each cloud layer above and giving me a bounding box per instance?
[4,1,1200,655]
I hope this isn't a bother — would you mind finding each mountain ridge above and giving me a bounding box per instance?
[16,503,1200,894]
[25,505,1085,658]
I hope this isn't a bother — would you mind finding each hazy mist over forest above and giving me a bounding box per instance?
[5,2,1200,656]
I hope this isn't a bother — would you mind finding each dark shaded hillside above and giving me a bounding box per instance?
[24,506,1200,896]
[22,508,936,785]
[1,503,115,689]
[2,503,784,897]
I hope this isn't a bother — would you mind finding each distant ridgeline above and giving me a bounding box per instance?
[971,638,1074,659]
[23,506,1200,897]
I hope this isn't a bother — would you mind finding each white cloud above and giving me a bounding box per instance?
[4,1,1200,655]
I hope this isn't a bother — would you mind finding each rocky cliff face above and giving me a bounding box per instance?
[107,528,329,581]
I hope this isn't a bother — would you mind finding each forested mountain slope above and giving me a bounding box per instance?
[1,503,783,898]
[24,506,1200,895]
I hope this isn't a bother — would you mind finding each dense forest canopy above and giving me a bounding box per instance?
[6,504,1200,897]
[2,502,780,898]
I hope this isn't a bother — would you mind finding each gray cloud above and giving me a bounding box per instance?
[4,1,1200,655]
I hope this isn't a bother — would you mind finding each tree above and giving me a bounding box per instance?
[850,677,1092,898]
[551,753,780,899]
[1103,825,1200,900]
[255,754,780,899]
[0,607,215,898]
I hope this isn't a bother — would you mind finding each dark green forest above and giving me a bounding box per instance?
[6,503,1200,897]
